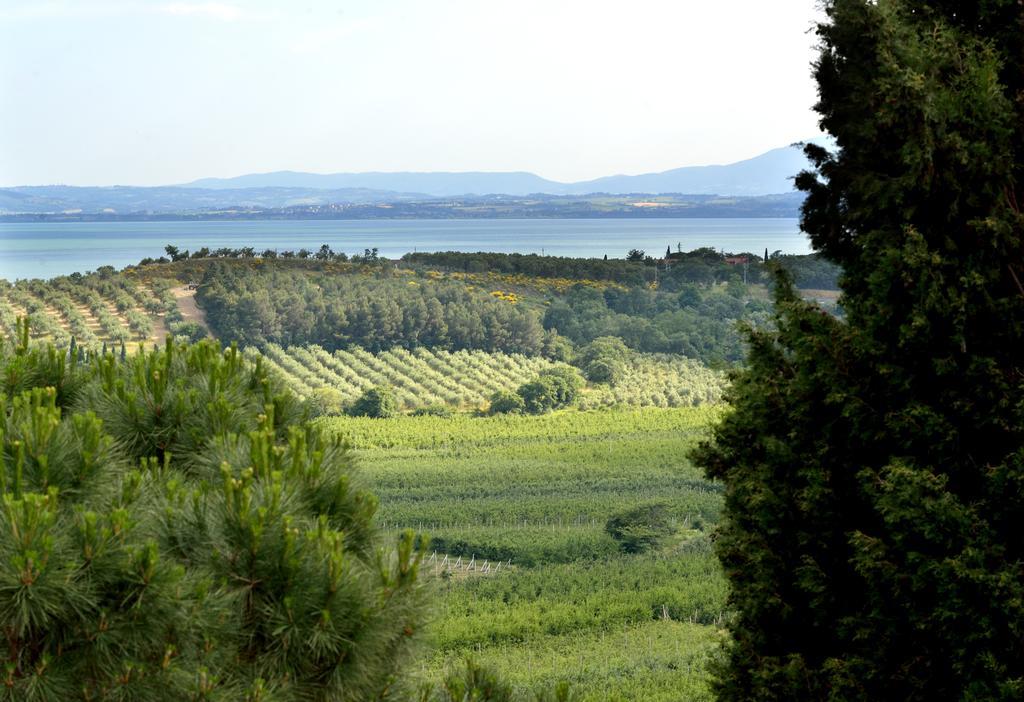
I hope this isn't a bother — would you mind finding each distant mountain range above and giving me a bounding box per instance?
[0,186,417,216]
[1,142,819,216]
[181,143,813,197]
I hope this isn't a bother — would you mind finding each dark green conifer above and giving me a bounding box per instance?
[694,2,1024,699]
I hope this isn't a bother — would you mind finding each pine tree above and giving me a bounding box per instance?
[0,334,427,700]
[693,1,1024,700]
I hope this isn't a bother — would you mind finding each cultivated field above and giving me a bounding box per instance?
[0,271,180,347]
[321,407,726,700]
[257,343,725,411]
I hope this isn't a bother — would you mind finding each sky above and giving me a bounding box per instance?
[0,1,826,187]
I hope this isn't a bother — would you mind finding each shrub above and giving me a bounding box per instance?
[168,319,207,342]
[517,376,562,414]
[575,336,630,368]
[412,403,455,418]
[488,390,526,415]
[538,365,585,405]
[583,357,622,384]
[305,386,346,417]
[348,384,399,418]
[540,329,575,362]
[420,659,576,702]
[605,503,674,554]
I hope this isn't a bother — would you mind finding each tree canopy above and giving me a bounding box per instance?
[695,1,1024,699]
[0,326,427,700]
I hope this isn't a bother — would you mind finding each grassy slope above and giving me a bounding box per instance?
[320,407,726,700]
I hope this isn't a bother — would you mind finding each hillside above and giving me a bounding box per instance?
[181,143,813,196]
[0,143,820,215]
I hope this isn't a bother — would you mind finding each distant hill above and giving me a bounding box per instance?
[185,171,561,197]
[0,185,418,215]
[567,145,811,196]
[182,143,815,197]
[1,142,823,214]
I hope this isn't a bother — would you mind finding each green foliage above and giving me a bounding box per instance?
[575,337,629,368]
[539,329,575,362]
[488,390,526,415]
[255,344,557,411]
[605,503,674,554]
[304,386,346,417]
[724,279,746,299]
[412,403,456,418]
[581,357,620,384]
[516,367,583,414]
[323,407,726,699]
[349,384,399,418]
[421,659,515,702]
[543,283,773,366]
[420,659,579,702]
[168,320,207,342]
[695,2,1024,699]
[575,337,630,384]
[196,262,546,355]
[0,270,167,350]
[404,251,656,287]
[0,332,427,700]
[254,343,723,412]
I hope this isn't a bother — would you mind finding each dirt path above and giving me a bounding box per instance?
[172,286,212,335]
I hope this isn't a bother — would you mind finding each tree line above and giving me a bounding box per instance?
[543,281,773,366]
[195,262,557,356]
[403,249,840,290]
[187,257,776,366]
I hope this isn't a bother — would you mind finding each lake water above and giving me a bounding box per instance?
[0,218,808,280]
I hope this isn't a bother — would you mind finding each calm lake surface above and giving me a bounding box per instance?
[0,218,808,280]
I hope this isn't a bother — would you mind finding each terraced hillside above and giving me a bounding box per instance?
[253,343,724,411]
[0,271,181,348]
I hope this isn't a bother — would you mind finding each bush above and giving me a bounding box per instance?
[575,336,630,368]
[420,659,576,702]
[168,319,207,342]
[518,376,560,414]
[305,386,345,417]
[412,403,455,418]
[516,367,584,415]
[488,390,526,415]
[605,503,674,554]
[540,329,575,362]
[575,337,629,383]
[538,365,585,405]
[348,384,399,418]
[583,357,622,384]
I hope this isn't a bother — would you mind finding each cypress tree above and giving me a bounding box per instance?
[694,1,1024,700]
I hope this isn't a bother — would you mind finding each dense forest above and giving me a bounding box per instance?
[173,248,831,366]
[196,263,553,355]
[190,262,770,365]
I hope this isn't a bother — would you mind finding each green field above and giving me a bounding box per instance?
[320,407,727,700]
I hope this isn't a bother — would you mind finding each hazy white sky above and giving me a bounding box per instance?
[0,1,825,186]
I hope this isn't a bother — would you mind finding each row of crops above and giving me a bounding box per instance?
[0,273,178,346]
[321,407,726,700]
[254,343,725,411]
[251,343,555,409]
